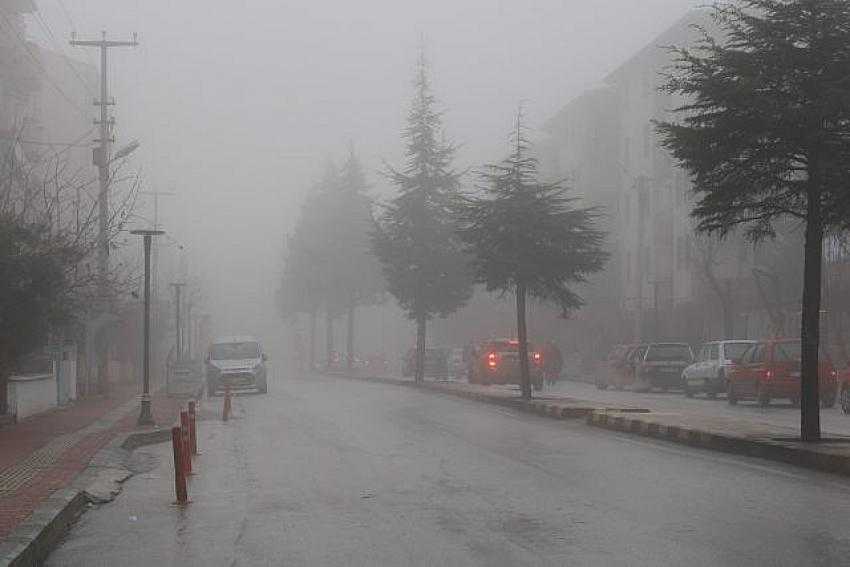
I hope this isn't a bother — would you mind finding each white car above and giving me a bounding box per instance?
[682,340,755,398]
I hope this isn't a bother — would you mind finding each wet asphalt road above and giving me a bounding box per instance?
[50,370,850,566]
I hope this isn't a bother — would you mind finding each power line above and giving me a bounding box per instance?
[0,12,90,121]
[32,9,97,100]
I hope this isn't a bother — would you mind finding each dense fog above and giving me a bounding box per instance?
[30,0,697,338]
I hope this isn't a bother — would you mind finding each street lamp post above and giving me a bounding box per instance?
[131,229,164,426]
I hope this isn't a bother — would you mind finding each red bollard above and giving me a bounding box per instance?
[223,386,232,421]
[171,426,188,505]
[180,409,192,475]
[188,401,198,455]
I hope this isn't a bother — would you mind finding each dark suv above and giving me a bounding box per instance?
[632,342,693,392]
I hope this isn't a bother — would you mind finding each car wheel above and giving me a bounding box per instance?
[841,386,850,415]
[727,382,738,405]
[684,382,693,398]
[257,380,268,394]
[756,382,771,407]
[597,382,608,390]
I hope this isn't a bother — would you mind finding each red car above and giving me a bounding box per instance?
[726,338,837,407]
[469,339,545,390]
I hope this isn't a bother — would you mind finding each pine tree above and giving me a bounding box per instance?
[457,112,607,399]
[280,152,382,371]
[656,0,850,441]
[335,147,383,370]
[372,52,472,383]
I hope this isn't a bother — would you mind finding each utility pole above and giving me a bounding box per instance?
[170,283,186,362]
[140,190,176,324]
[71,31,138,394]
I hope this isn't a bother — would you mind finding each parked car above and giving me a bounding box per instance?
[597,344,640,390]
[402,347,449,379]
[205,336,268,396]
[726,338,837,407]
[632,342,693,392]
[469,339,544,390]
[682,340,755,398]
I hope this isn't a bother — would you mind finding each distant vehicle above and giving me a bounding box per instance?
[597,344,641,390]
[447,348,466,379]
[726,338,837,407]
[469,339,544,390]
[402,347,449,379]
[205,336,268,396]
[682,340,755,398]
[632,342,693,392]
[364,353,390,374]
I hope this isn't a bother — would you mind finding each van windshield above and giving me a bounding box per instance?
[210,342,260,360]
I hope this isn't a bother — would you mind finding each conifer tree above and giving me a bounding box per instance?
[372,52,472,382]
[656,0,850,440]
[457,112,607,399]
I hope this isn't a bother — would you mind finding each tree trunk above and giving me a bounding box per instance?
[705,267,735,338]
[415,315,426,384]
[801,186,823,442]
[309,310,317,371]
[516,283,531,400]
[325,312,334,370]
[346,303,355,372]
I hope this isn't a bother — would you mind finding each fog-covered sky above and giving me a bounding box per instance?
[31,0,698,335]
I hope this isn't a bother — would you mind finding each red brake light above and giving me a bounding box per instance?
[765,370,773,380]
[532,352,542,364]
[487,352,498,368]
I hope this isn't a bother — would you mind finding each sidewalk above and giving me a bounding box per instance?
[333,371,850,478]
[0,383,183,541]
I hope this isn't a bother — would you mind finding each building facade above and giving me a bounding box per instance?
[541,11,762,350]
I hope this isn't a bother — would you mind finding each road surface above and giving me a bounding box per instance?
[50,370,850,566]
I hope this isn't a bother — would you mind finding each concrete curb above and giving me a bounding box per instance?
[586,411,850,477]
[0,424,176,566]
[0,489,87,567]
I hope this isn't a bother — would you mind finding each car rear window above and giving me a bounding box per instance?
[774,341,801,362]
[724,343,752,361]
[645,344,692,361]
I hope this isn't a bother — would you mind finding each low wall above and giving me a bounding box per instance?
[7,373,57,421]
